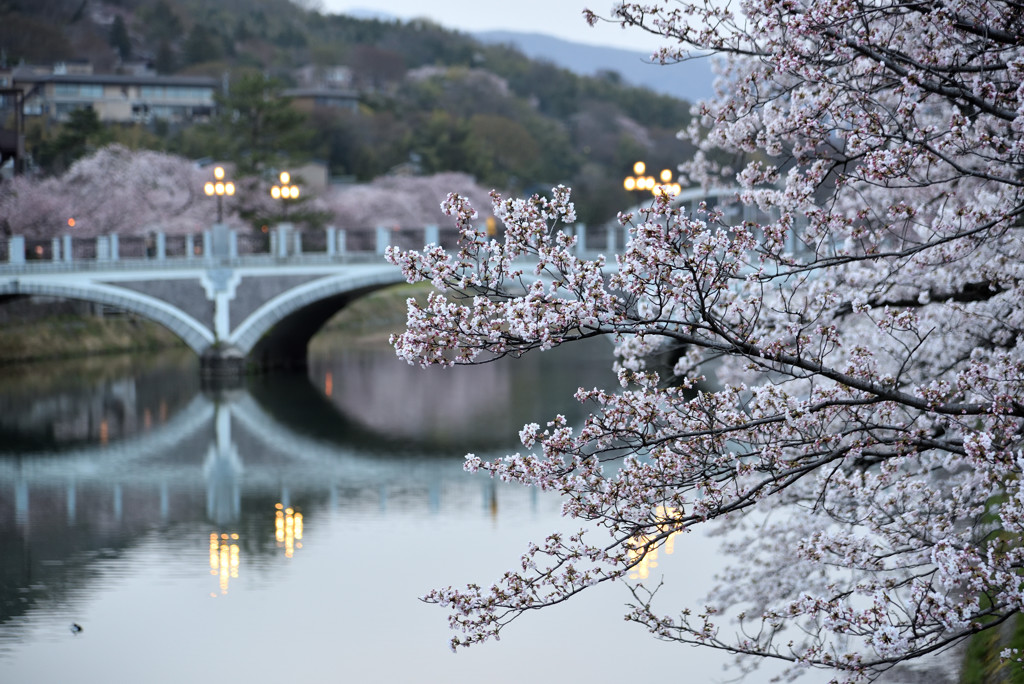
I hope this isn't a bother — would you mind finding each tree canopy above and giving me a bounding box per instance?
[385,1,1024,681]
[3,0,697,225]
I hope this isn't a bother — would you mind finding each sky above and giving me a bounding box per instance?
[318,1,665,52]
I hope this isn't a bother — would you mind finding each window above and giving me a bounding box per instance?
[54,83,103,98]
[55,103,92,118]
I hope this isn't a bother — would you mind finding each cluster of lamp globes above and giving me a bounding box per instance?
[623,161,682,197]
[202,166,302,223]
[203,166,235,200]
[203,167,301,202]
[270,172,300,201]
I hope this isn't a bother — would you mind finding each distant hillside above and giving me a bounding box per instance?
[474,30,715,102]
[0,0,701,225]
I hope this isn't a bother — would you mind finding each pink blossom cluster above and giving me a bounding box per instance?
[389,1,1024,681]
[0,145,216,237]
[325,172,497,230]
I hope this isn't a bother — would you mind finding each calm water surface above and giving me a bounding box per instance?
[0,335,790,683]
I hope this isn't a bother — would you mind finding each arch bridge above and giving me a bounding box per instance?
[0,187,749,377]
[0,221,620,377]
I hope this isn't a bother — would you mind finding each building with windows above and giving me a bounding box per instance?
[282,87,359,114]
[5,65,218,124]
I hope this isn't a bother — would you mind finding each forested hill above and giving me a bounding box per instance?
[0,0,698,224]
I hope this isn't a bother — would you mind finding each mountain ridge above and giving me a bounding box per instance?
[333,9,714,101]
[472,29,715,102]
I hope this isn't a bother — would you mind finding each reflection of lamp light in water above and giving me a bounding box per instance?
[629,543,659,581]
[487,482,498,524]
[209,532,241,595]
[324,371,333,397]
[275,503,304,558]
[627,506,684,581]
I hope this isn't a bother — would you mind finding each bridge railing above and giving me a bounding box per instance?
[117,235,150,259]
[0,221,624,274]
[236,231,270,256]
[343,229,376,253]
[24,237,57,261]
[299,230,327,254]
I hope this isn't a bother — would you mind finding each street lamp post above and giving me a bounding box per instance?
[270,171,300,219]
[203,166,235,224]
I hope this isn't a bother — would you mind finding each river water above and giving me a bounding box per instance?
[0,331,826,683]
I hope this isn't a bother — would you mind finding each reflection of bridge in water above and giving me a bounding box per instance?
[0,387,515,531]
[0,376,532,604]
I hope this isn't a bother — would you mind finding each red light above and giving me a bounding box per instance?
[67,218,76,227]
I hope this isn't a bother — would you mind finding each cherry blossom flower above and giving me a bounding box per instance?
[391,3,1024,679]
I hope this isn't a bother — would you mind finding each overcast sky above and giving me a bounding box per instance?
[318,1,665,52]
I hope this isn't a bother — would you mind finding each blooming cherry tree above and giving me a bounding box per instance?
[387,0,1024,681]
[324,172,497,231]
[0,145,219,238]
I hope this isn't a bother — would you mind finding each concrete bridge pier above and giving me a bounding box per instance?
[200,344,247,383]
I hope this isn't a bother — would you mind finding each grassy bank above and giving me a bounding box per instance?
[961,615,1024,684]
[310,282,434,349]
[0,313,187,365]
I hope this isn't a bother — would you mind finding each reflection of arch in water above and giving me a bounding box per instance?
[226,392,476,488]
[305,352,518,448]
[0,394,216,482]
[0,351,201,453]
[0,386,481,489]
[0,380,538,633]
[0,386,495,601]
[294,338,617,454]
[245,369,531,456]
[0,333,615,487]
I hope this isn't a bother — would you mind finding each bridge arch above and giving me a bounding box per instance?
[229,268,408,369]
[0,279,215,353]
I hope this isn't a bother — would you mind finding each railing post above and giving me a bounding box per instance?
[376,225,389,255]
[211,224,230,260]
[293,230,302,256]
[9,236,24,264]
[326,226,336,257]
[424,224,439,246]
[575,223,586,256]
[186,234,195,260]
[63,235,72,263]
[156,232,166,261]
[276,223,292,258]
[229,230,238,259]
[97,235,110,262]
[110,234,119,262]
[337,228,347,256]
[51,237,61,262]
[203,230,212,262]
[606,223,615,254]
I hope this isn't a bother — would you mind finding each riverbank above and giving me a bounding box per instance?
[0,313,186,365]
[0,283,432,365]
